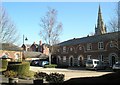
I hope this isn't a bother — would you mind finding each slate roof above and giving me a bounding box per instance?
[25,44,31,48]
[58,32,119,46]
[30,44,39,48]
[0,43,22,51]
[21,43,48,48]
[24,51,48,59]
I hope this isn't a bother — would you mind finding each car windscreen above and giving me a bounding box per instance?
[115,63,120,66]
[94,61,99,64]
[86,60,93,64]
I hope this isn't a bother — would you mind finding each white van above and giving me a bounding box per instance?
[86,59,106,70]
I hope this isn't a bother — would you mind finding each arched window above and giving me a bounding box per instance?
[69,56,74,66]
[78,55,83,66]
[14,53,20,61]
[57,56,61,64]
[70,47,73,51]
[79,46,82,50]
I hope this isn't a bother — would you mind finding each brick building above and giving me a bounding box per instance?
[0,43,23,61]
[54,5,120,67]
[21,40,49,55]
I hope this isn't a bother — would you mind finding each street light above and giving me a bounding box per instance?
[23,35,28,45]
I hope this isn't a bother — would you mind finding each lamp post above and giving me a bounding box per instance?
[23,35,28,45]
[23,34,28,51]
[22,35,28,60]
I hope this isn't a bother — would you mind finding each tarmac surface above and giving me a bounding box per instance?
[30,66,112,81]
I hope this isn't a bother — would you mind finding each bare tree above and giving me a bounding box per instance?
[0,6,19,43]
[108,3,119,32]
[108,16,118,32]
[108,2,120,61]
[39,7,63,64]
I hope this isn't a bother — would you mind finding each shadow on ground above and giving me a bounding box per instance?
[1,70,120,85]
[63,71,120,85]
[66,67,113,72]
[1,83,33,85]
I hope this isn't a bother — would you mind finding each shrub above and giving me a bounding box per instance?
[46,73,65,83]
[19,70,35,80]
[44,64,57,68]
[0,59,8,69]
[34,72,48,79]
[56,65,69,68]
[7,62,30,75]
[3,70,18,78]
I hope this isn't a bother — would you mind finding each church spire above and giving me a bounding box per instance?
[95,5,106,35]
[98,4,101,14]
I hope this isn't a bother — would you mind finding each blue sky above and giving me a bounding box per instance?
[2,2,117,46]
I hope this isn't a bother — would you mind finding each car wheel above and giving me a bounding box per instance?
[94,68,98,71]
[113,69,116,72]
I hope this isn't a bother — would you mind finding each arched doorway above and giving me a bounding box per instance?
[109,53,118,66]
[78,55,83,66]
[111,56,115,66]
[57,56,61,64]
[69,56,74,66]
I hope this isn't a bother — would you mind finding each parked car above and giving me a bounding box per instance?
[30,60,40,66]
[86,59,107,70]
[112,62,120,72]
[41,61,49,67]
[30,60,49,67]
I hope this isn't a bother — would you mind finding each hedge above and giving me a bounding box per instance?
[0,59,8,69]
[44,64,57,68]
[7,62,30,75]
[56,64,69,68]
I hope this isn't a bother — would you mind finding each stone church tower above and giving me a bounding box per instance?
[95,5,107,35]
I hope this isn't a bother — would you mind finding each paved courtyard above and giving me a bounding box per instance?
[0,66,113,84]
[30,66,113,81]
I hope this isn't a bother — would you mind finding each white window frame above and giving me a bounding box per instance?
[70,47,73,51]
[98,42,104,49]
[63,46,66,52]
[87,55,91,60]
[57,49,60,52]
[57,56,61,64]
[98,55,103,61]
[110,43,114,47]
[63,56,66,62]
[87,43,92,50]
[79,46,82,50]
[110,41,117,48]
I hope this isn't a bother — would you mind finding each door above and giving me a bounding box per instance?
[70,57,74,66]
[111,56,115,66]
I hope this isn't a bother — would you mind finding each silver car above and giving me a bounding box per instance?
[112,62,120,72]
[86,59,106,70]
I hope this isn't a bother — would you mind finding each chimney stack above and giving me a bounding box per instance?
[33,42,36,44]
[39,40,42,45]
